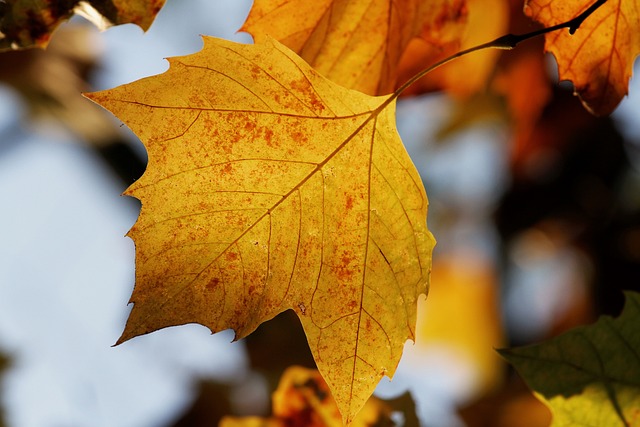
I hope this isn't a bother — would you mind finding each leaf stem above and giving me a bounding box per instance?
[389,0,608,102]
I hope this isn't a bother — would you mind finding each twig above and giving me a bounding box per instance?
[390,0,608,102]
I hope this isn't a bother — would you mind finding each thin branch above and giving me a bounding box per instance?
[389,0,609,102]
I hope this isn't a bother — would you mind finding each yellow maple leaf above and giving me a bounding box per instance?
[86,36,435,424]
[524,0,640,115]
[241,0,467,95]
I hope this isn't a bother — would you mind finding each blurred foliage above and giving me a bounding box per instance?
[0,24,110,141]
[0,23,145,184]
[0,0,166,51]
[166,379,233,427]
[220,366,396,427]
[0,351,9,427]
[458,375,551,427]
[379,393,419,427]
[501,292,640,427]
[496,87,640,321]
[416,251,505,399]
[245,310,316,391]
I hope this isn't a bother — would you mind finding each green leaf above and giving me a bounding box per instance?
[500,292,640,427]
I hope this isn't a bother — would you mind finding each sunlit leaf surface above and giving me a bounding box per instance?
[86,36,435,423]
[525,0,640,115]
[241,0,467,95]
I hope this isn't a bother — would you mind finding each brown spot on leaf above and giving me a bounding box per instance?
[251,65,261,78]
[221,163,233,175]
[291,130,307,145]
[345,195,354,211]
[335,253,355,281]
[310,98,326,112]
[244,120,257,131]
[264,128,276,147]
[206,277,220,291]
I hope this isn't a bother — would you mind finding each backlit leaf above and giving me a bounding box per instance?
[524,0,640,115]
[493,47,551,158]
[0,0,166,51]
[86,36,435,423]
[396,0,509,97]
[241,0,467,95]
[500,291,640,427]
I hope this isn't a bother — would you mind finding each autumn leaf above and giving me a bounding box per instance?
[524,0,640,115]
[493,48,551,153]
[0,0,166,51]
[241,0,467,95]
[500,291,640,427]
[221,366,394,427]
[396,0,509,97]
[86,36,435,423]
[491,0,552,164]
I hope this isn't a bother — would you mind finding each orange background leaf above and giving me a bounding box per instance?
[524,0,640,115]
[241,0,467,95]
[397,0,509,97]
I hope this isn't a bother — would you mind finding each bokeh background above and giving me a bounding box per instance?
[1,0,639,426]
